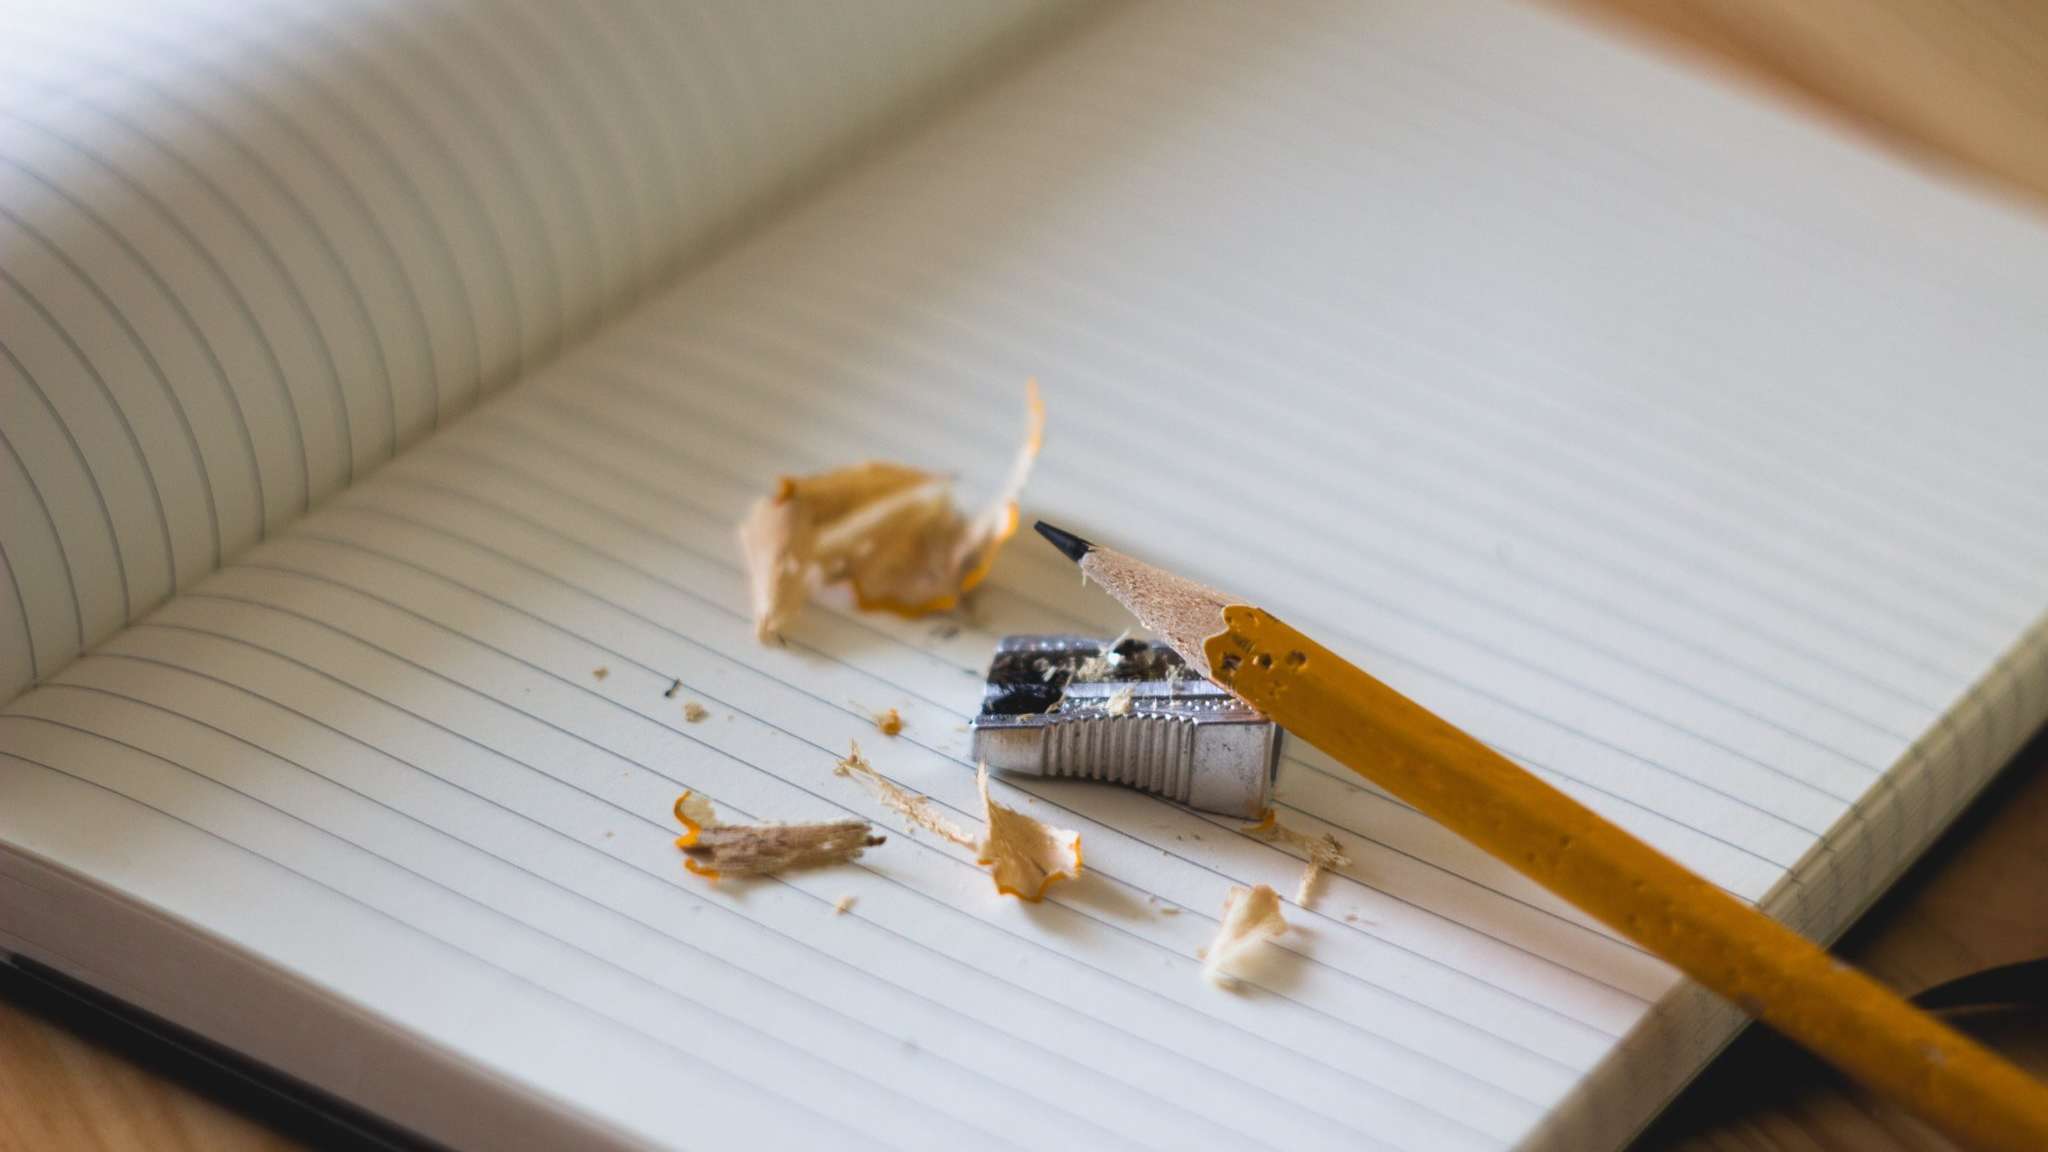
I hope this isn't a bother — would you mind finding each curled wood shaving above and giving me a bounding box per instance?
[1204,884,1287,986]
[833,742,1082,900]
[873,708,904,736]
[834,741,977,849]
[674,791,719,831]
[671,791,882,881]
[1104,685,1135,717]
[1241,808,1349,907]
[833,895,856,915]
[976,764,1083,902]
[738,381,1044,643]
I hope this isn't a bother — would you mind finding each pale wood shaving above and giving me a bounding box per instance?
[833,743,1083,900]
[833,896,856,915]
[1204,884,1287,986]
[675,791,719,830]
[1069,630,1131,683]
[834,741,977,849]
[1241,808,1349,907]
[682,701,710,723]
[976,764,1083,902]
[1042,632,1133,715]
[738,382,1043,642]
[671,792,881,880]
[682,822,882,878]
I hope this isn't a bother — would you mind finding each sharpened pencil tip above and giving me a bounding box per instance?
[1033,521,1094,564]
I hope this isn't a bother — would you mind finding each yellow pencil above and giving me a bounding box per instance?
[1033,521,2048,1152]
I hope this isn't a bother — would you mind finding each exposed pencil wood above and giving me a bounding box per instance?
[1069,542,1233,681]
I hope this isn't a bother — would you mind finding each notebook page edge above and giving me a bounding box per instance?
[0,835,647,1151]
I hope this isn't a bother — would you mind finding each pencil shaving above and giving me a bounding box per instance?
[682,822,883,879]
[1242,809,1349,906]
[835,741,977,849]
[739,381,1043,642]
[1069,631,1129,683]
[671,792,883,880]
[834,742,1081,900]
[976,764,1083,901]
[1204,884,1287,986]
[674,791,719,831]
[1043,634,1132,714]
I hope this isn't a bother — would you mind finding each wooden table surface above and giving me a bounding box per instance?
[5,3,2047,1149]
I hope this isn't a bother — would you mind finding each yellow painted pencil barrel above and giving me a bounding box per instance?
[1207,604,2048,1152]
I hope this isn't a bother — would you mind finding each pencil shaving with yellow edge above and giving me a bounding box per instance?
[833,742,1081,900]
[670,791,882,881]
[976,763,1083,901]
[737,381,1043,642]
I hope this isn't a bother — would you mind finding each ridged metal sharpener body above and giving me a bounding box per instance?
[968,635,1280,819]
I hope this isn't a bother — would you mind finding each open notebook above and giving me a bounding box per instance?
[4,1,2047,1148]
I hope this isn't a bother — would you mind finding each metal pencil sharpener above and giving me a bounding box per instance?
[968,635,1280,819]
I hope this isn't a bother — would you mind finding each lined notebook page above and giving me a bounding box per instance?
[0,0,1071,702]
[5,1,2048,1149]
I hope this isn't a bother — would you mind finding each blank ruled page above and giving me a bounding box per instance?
[4,2,2048,1150]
